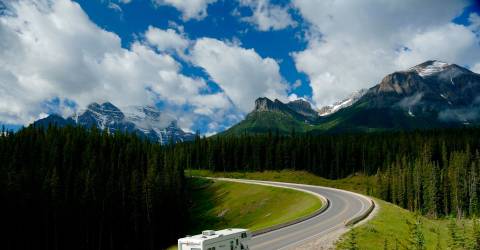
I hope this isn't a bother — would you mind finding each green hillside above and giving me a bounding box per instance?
[222,110,312,135]
[186,178,323,233]
[223,100,456,136]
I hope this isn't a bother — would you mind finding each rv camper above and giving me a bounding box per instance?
[178,228,251,250]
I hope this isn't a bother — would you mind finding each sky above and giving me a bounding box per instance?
[0,0,479,134]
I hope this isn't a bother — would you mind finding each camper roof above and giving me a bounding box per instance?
[178,228,247,244]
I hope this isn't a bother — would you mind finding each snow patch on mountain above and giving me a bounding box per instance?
[122,105,175,134]
[318,89,367,116]
[411,60,449,77]
[35,102,195,144]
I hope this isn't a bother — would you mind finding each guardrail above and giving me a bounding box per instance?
[344,199,375,227]
[252,197,330,236]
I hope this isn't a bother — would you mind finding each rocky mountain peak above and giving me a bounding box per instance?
[411,60,450,77]
[254,97,282,112]
[376,71,425,95]
[286,99,318,119]
[34,102,195,144]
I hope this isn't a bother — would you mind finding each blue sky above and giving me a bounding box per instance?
[0,0,479,134]
[76,0,310,97]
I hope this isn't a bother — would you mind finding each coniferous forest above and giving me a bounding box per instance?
[0,126,188,250]
[2,125,480,249]
[181,128,480,218]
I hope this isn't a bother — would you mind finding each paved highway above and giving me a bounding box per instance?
[214,178,374,250]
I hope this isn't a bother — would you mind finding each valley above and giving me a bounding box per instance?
[2,1,480,249]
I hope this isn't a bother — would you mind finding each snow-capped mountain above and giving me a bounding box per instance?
[34,102,196,144]
[410,60,451,77]
[318,89,367,116]
[224,60,480,135]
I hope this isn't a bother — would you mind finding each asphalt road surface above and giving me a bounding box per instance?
[215,178,374,250]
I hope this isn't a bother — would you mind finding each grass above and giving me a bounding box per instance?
[188,169,376,195]
[187,178,323,233]
[168,177,323,249]
[336,199,452,249]
[190,169,475,249]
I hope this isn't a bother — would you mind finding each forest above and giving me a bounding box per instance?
[0,126,188,250]
[181,128,480,218]
[2,125,480,250]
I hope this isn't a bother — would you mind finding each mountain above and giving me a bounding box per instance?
[222,97,318,135]
[34,102,196,144]
[318,89,367,116]
[223,60,480,135]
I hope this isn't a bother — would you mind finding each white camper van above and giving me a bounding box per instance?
[178,228,251,250]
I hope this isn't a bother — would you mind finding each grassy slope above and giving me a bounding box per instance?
[168,177,322,249]
[337,199,452,249]
[187,178,322,233]
[222,111,311,135]
[190,170,466,249]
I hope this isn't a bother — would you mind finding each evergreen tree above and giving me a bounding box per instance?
[408,217,426,250]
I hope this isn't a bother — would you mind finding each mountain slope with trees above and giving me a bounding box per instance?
[223,61,480,135]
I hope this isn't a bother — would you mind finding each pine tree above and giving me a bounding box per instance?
[408,217,426,250]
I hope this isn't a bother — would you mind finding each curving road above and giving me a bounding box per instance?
[213,178,374,250]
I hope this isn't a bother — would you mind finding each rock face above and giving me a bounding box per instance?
[34,102,195,144]
[364,60,480,121]
[286,99,319,119]
[252,97,319,122]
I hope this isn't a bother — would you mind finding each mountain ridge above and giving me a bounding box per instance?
[223,60,480,135]
[34,102,195,144]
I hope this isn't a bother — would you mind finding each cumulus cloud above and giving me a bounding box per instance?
[470,13,480,33]
[190,37,289,112]
[473,63,480,74]
[292,0,480,108]
[152,0,217,20]
[0,0,231,133]
[238,0,296,31]
[145,26,189,53]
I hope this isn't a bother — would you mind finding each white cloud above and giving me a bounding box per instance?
[108,2,122,12]
[119,0,132,4]
[190,37,289,112]
[473,63,480,74]
[293,0,480,107]
[153,0,217,20]
[395,23,480,69]
[145,26,189,53]
[238,0,296,31]
[469,13,480,33]
[0,0,231,133]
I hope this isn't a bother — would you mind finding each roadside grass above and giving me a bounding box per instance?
[188,169,376,195]
[168,177,323,249]
[337,199,453,249]
[190,169,476,250]
[187,178,323,233]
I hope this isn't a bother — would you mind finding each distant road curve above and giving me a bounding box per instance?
[212,178,376,250]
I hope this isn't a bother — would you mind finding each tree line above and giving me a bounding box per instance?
[3,125,480,249]
[0,125,188,250]
[181,128,480,217]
